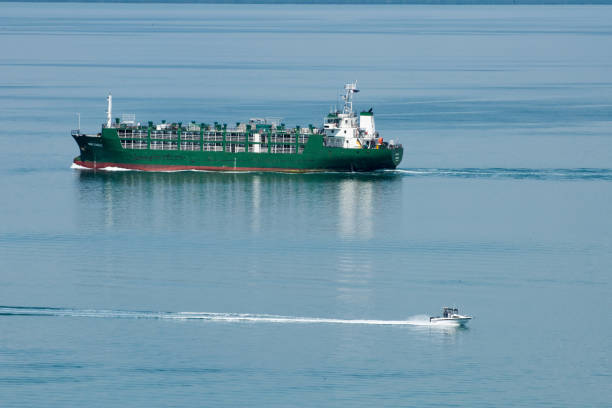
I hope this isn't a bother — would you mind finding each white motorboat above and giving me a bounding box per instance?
[429,307,472,326]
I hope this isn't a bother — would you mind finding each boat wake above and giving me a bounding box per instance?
[70,163,133,171]
[389,167,612,181]
[70,162,90,170]
[0,306,455,328]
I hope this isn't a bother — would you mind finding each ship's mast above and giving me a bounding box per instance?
[342,81,359,115]
[106,93,112,128]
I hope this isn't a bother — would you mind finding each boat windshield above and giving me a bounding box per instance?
[443,307,459,317]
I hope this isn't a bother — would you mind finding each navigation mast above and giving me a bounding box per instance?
[106,93,112,128]
[342,81,359,114]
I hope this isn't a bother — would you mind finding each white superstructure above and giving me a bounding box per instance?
[323,82,380,149]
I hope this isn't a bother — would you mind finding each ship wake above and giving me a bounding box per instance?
[390,167,612,181]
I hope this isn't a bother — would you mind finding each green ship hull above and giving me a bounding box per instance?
[73,128,403,172]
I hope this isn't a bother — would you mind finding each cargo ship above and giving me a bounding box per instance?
[71,82,403,172]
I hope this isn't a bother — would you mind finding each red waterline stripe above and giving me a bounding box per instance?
[73,160,320,173]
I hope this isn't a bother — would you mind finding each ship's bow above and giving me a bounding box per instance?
[391,147,403,168]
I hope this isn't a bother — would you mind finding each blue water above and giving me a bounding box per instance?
[1,3,612,407]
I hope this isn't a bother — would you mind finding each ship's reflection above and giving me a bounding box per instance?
[74,169,401,234]
[335,252,373,306]
[251,175,261,233]
[338,179,374,240]
[104,177,114,228]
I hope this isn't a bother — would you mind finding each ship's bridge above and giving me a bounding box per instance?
[322,82,381,149]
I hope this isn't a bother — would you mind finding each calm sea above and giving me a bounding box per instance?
[1,3,611,407]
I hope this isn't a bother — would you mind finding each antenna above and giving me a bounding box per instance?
[106,92,112,128]
[77,112,80,131]
[342,81,359,114]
